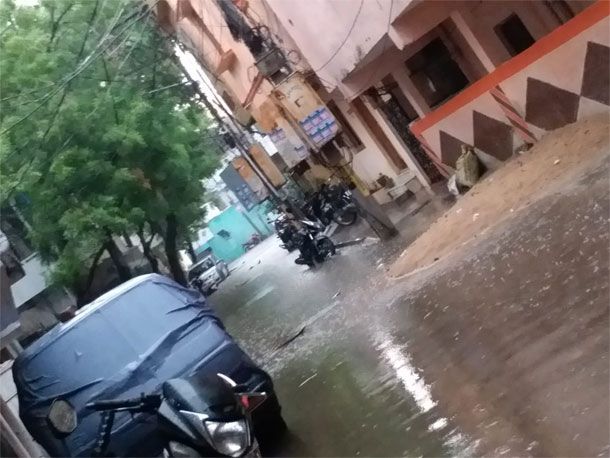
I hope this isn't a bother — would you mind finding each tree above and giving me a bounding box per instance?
[0,0,220,296]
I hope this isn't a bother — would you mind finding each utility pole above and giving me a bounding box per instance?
[173,47,282,203]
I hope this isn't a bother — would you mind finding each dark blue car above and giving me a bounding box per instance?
[12,274,283,457]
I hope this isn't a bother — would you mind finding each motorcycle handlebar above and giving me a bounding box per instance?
[86,394,161,412]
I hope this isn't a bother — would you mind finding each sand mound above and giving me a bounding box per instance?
[389,114,610,278]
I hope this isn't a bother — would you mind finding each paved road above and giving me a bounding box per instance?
[209,158,609,456]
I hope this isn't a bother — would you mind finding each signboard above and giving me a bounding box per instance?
[273,73,340,149]
[231,157,269,201]
[219,164,260,211]
[268,118,308,168]
[249,144,286,188]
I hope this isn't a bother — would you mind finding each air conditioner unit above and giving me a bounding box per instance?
[255,48,287,79]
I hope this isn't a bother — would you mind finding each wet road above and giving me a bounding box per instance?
[209,159,609,457]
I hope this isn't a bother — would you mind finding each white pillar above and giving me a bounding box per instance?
[450,10,496,73]
[335,99,400,176]
[363,98,432,190]
[391,66,431,118]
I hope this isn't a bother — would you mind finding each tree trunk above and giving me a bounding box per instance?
[137,231,159,273]
[104,234,132,282]
[186,239,197,263]
[76,244,106,306]
[122,231,133,247]
[164,214,187,285]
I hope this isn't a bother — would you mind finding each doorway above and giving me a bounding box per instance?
[406,37,469,108]
[372,77,444,183]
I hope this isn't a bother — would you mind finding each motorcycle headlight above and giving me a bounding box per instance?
[205,419,249,457]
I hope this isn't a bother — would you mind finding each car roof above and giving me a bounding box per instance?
[18,274,176,357]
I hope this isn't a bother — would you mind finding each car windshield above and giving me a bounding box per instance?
[188,258,215,280]
[15,280,212,399]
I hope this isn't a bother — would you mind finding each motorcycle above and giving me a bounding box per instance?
[242,233,262,251]
[46,373,267,457]
[294,220,336,267]
[273,215,298,252]
[302,184,359,227]
[322,183,359,226]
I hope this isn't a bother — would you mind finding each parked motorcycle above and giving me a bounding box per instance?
[302,184,359,227]
[273,215,298,252]
[323,183,359,226]
[294,220,336,267]
[242,233,262,251]
[46,373,266,457]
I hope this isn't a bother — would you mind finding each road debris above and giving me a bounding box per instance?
[298,373,318,388]
[273,325,306,351]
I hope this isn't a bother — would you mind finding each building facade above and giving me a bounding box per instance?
[155,0,607,203]
[0,208,77,351]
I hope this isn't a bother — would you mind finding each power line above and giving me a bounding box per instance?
[1,1,154,178]
[0,84,56,103]
[305,0,395,104]
[5,10,157,165]
[312,0,364,73]
[356,0,394,95]
[0,2,155,137]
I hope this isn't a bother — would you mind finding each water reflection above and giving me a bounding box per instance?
[377,338,437,413]
[376,332,479,455]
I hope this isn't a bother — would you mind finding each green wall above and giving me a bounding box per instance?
[196,202,275,262]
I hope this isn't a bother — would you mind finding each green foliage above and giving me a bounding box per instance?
[0,0,220,288]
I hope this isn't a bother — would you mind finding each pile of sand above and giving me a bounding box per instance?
[390,114,610,278]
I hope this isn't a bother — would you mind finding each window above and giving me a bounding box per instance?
[217,229,231,239]
[495,14,535,57]
[406,38,469,108]
[545,1,575,25]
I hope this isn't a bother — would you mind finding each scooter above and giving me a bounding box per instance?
[46,374,267,457]
[294,220,336,267]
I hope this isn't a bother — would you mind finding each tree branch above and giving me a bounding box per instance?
[137,223,159,273]
[48,3,74,51]
[75,0,100,61]
[101,56,120,125]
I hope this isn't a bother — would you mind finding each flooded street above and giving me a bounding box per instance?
[211,237,473,457]
[209,160,609,457]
